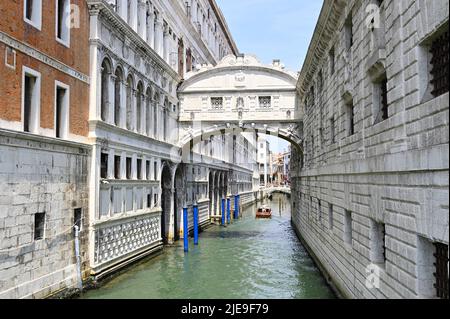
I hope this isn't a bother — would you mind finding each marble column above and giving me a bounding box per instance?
[154,18,162,56]
[163,25,169,63]
[120,80,127,129]
[108,74,116,124]
[138,0,146,40]
[147,10,155,49]
[129,0,138,32]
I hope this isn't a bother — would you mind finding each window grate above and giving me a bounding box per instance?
[430,31,449,97]
[211,97,223,109]
[433,242,449,299]
[259,96,272,108]
[380,77,388,120]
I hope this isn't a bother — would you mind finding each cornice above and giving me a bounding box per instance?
[207,0,239,55]
[296,0,347,96]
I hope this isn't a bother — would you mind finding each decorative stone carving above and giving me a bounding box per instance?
[94,214,161,264]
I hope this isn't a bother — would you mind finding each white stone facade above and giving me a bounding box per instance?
[292,0,449,298]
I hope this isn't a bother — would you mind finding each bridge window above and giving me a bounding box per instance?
[344,13,353,51]
[259,96,272,108]
[211,97,223,109]
[34,212,45,240]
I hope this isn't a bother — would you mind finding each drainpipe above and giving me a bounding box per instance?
[74,225,83,291]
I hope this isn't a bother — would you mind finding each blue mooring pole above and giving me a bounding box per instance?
[234,195,239,219]
[193,204,199,245]
[183,207,188,252]
[227,198,231,224]
[221,198,225,226]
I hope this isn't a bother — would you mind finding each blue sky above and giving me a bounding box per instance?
[216,0,323,152]
[216,0,323,72]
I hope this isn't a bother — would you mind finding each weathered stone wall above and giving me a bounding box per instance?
[0,130,90,298]
[293,0,449,298]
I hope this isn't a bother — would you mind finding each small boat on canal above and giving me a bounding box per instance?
[256,206,272,219]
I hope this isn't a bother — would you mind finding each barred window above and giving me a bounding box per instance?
[430,31,449,97]
[434,242,449,299]
[259,96,271,108]
[211,97,223,109]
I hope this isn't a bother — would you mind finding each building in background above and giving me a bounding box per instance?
[0,0,91,298]
[292,0,449,299]
[257,135,271,186]
[270,147,291,186]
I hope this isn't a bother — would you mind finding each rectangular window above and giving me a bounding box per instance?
[100,153,108,179]
[154,193,158,206]
[344,13,353,50]
[137,159,142,180]
[430,31,449,98]
[23,68,41,133]
[370,220,386,265]
[318,200,322,224]
[154,161,158,180]
[56,0,70,46]
[211,97,223,109]
[126,157,132,179]
[328,203,334,230]
[346,100,355,136]
[329,47,335,75]
[344,210,352,246]
[374,74,388,124]
[34,212,45,240]
[259,96,272,108]
[24,0,42,30]
[55,83,69,138]
[330,116,336,144]
[434,242,449,299]
[74,208,82,232]
[114,155,121,179]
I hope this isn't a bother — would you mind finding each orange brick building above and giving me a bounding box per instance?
[0,0,91,298]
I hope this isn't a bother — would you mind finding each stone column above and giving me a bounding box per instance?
[120,80,127,129]
[163,25,169,63]
[117,0,127,22]
[138,0,147,40]
[141,93,146,135]
[154,18,162,56]
[129,0,138,32]
[147,9,155,49]
[108,74,116,124]
[167,188,176,244]
[131,89,137,132]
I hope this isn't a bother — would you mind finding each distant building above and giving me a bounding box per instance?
[257,136,271,186]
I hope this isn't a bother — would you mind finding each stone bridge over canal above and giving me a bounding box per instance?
[177,55,304,154]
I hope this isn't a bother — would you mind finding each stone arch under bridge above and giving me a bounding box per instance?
[178,54,304,153]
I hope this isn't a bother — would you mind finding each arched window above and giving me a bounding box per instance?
[136,81,144,133]
[114,67,124,126]
[146,87,152,136]
[126,74,134,130]
[101,59,112,122]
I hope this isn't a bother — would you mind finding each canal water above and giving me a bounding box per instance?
[80,193,335,299]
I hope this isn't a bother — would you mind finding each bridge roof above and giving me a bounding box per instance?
[179,55,298,93]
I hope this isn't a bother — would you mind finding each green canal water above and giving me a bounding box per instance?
[80,194,336,299]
